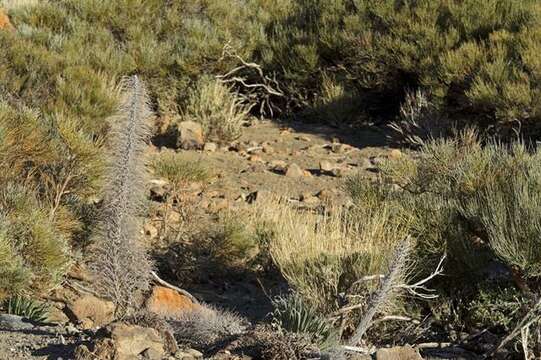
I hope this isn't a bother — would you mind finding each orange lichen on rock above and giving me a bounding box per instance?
[0,9,14,31]
[146,286,201,317]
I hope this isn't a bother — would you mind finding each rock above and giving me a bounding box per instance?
[248,154,263,162]
[319,160,335,173]
[316,189,333,202]
[176,121,204,150]
[66,295,115,329]
[47,306,70,325]
[228,142,246,152]
[245,190,272,204]
[0,314,34,330]
[149,179,171,202]
[375,345,422,360]
[269,160,288,173]
[203,142,217,152]
[262,143,274,154]
[285,163,305,178]
[300,192,320,206]
[186,349,203,358]
[142,347,164,360]
[146,286,200,317]
[0,9,14,32]
[359,157,374,170]
[74,339,115,360]
[209,198,229,213]
[331,143,348,153]
[144,223,159,239]
[109,323,165,360]
[389,149,403,160]
[331,167,347,177]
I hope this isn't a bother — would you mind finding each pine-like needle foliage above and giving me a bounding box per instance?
[90,76,154,318]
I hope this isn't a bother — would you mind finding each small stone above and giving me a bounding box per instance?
[285,163,304,178]
[203,142,217,152]
[248,154,263,162]
[319,160,335,173]
[149,179,171,202]
[268,160,288,173]
[142,347,164,360]
[186,349,203,358]
[296,136,311,142]
[144,223,159,239]
[303,170,312,177]
[262,144,274,154]
[176,121,205,150]
[374,345,422,360]
[331,143,346,153]
[66,295,115,329]
[300,192,320,206]
[389,149,403,159]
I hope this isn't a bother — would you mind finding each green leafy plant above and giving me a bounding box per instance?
[4,295,49,322]
[271,293,338,351]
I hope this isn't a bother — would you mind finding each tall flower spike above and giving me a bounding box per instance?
[90,75,154,318]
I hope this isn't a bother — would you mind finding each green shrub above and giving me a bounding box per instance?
[213,215,259,266]
[0,183,71,299]
[468,284,525,332]
[344,131,541,296]
[256,0,541,135]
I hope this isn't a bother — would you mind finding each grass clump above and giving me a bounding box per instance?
[248,197,410,315]
[151,152,211,187]
[181,76,252,142]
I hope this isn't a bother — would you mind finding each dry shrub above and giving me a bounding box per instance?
[169,305,247,349]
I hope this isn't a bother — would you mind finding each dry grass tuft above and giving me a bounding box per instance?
[247,196,410,314]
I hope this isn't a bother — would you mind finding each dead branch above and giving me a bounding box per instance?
[217,44,284,117]
[397,255,445,299]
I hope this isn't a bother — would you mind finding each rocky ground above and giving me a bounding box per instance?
[0,119,431,359]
